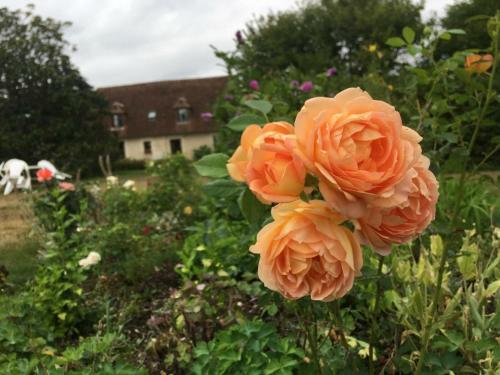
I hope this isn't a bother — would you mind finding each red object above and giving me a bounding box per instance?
[142,226,152,235]
[37,168,53,182]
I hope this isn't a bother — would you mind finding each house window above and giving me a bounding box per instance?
[170,139,182,154]
[148,111,157,121]
[112,114,124,128]
[177,108,189,123]
[110,101,125,130]
[144,141,152,155]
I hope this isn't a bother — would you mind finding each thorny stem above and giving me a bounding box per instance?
[369,256,385,375]
[415,14,499,374]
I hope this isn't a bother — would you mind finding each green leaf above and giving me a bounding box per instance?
[227,114,266,131]
[244,100,273,115]
[194,153,229,178]
[402,27,415,44]
[485,280,500,297]
[202,179,242,197]
[386,37,406,47]
[439,32,451,40]
[457,243,478,281]
[446,28,466,35]
[238,188,269,227]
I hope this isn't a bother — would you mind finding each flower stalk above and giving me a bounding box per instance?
[415,13,499,374]
[369,255,385,374]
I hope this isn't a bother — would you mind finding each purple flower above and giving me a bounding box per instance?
[326,67,337,77]
[290,80,299,88]
[200,112,214,121]
[224,94,234,101]
[236,31,244,45]
[300,81,314,93]
[249,80,260,91]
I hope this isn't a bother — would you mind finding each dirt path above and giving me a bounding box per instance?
[0,193,33,245]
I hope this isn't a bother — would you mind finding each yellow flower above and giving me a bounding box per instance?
[183,206,193,215]
[368,44,377,53]
[387,84,394,92]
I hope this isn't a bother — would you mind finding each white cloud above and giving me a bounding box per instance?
[0,0,454,87]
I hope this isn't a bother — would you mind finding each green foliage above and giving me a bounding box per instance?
[0,240,39,286]
[146,154,205,218]
[0,6,117,174]
[0,332,147,374]
[232,0,423,75]
[193,144,213,161]
[192,321,305,375]
[227,114,266,131]
[194,153,229,178]
[438,0,500,57]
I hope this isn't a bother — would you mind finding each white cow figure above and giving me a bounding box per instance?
[0,159,32,195]
[36,160,71,180]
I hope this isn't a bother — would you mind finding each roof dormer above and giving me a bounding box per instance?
[174,97,191,124]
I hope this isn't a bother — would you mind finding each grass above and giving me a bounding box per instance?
[0,240,39,286]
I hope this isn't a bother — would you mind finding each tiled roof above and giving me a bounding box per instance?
[98,76,227,139]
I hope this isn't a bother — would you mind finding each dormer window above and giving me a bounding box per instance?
[111,101,125,129]
[112,114,124,128]
[177,108,189,123]
[148,111,157,121]
[174,96,191,124]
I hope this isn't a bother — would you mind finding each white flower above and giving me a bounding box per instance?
[89,184,101,195]
[196,283,206,292]
[122,180,136,190]
[78,251,101,268]
[106,176,118,188]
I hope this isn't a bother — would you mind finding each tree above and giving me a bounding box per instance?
[438,0,499,57]
[0,5,117,175]
[235,0,424,75]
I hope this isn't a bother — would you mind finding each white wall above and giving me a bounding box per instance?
[124,133,215,160]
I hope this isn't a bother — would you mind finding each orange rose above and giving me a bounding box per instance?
[465,54,493,74]
[355,156,439,255]
[294,88,422,218]
[250,200,363,301]
[227,122,306,204]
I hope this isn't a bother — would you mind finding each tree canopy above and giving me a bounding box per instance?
[438,0,499,57]
[0,6,116,174]
[235,0,424,75]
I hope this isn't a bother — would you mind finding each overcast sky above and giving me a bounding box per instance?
[1,0,455,88]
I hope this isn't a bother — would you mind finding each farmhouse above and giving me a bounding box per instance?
[98,76,227,160]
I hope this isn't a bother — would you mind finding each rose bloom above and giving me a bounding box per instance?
[250,200,363,301]
[300,81,314,93]
[36,168,53,182]
[200,112,214,121]
[249,80,260,91]
[294,88,422,218]
[326,67,337,77]
[58,182,75,191]
[355,156,439,255]
[465,54,493,74]
[227,122,306,204]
